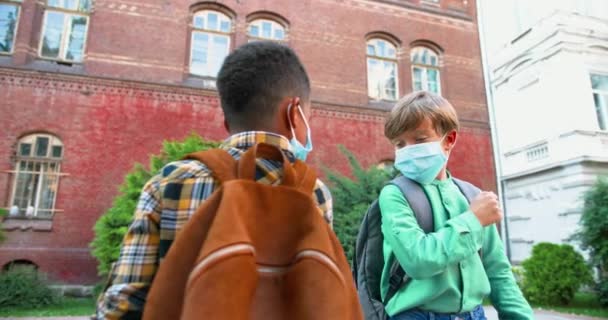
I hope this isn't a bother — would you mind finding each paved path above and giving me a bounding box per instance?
[485,306,607,319]
[0,309,605,319]
[0,318,88,320]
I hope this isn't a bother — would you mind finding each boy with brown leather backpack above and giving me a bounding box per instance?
[95,41,362,320]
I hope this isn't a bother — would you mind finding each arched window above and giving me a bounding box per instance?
[0,0,21,54]
[411,46,441,94]
[248,19,286,42]
[367,38,398,101]
[39,0,91,62]
[9,134,63,218]
[190,10,232,77]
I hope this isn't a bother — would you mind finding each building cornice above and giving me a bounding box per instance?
[491,12,608,86]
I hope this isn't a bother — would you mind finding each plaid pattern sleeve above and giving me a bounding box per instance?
[95,175,163,320]
[94,131,333,319]
[314,178,334,228]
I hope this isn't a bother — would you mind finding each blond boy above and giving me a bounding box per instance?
[379,91,533,320]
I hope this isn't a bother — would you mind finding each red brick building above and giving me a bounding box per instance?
[0,0,494,284]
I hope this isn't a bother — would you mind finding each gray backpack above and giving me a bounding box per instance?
[352,175,481,320]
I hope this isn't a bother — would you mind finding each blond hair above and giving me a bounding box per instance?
[384,91,460,140]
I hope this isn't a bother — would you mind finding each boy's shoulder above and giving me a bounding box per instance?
[158,148,241,182]
[160,159,213,182]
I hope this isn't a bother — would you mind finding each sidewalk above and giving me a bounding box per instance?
[0,318,88,320]
[485,306,607,320]
[0,309,606,319]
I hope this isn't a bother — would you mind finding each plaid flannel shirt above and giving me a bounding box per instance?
[95,131,333,319]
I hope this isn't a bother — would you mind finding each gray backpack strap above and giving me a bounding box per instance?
[384,176,433,304]
[390,176,434,233]
[452,178,482,203]
[452,178,484,259]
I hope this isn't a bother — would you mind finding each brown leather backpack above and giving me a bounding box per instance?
[143,143,363,320]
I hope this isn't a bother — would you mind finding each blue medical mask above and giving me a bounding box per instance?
[394,136,449,184]
[287,103,313,161]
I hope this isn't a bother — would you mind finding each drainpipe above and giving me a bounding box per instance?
[476,0,512,260]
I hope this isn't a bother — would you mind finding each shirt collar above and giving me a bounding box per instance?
[429,170,453,186]
[221,131,295,155]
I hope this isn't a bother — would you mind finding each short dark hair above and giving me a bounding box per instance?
[217,41,311,131]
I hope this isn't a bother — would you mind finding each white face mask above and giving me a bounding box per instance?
[287,103,313,161]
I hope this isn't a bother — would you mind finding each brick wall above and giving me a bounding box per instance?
[0,0,494,284]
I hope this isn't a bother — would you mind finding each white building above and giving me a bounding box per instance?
[481,3,608,263]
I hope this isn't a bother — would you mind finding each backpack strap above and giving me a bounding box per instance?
[452,178,484,260]
[390,176,434,233]
[190,144,316,194]
[452,178,482,203]
[384,176,433,304]
[184,149,237,183]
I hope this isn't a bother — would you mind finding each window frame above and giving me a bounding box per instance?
[410,46,441,94]
[189,9,233,78]
[38,0,90,63]
[8,134,64,219]
[247,18,287,42]
[0,0,22,56]
[366,38,399,102]
[590,73,608,131]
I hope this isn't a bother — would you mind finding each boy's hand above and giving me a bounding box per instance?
[469,192,502,226]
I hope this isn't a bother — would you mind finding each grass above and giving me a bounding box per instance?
[484,292,607,318]
[533,292,608,319]
[0,293,605,318]
[0,297,96,317]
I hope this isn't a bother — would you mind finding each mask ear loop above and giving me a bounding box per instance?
[287,103,312,147]
[287,103,297,138]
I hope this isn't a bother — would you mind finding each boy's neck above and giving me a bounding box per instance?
[436,168,449,181]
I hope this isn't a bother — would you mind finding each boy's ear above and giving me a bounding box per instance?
[445,130,458,150]
[286,97,301,128]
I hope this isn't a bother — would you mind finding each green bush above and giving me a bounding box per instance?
[512,265,525,287]
[521,242,592,305]
[325,145,392,263]
[90,133,219,275]
[597,280,608,307]
[0,265,59,308]
[573,177,608,306]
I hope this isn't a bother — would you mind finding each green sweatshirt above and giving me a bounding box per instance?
[379,177,533,319]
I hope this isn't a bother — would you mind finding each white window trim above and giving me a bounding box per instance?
[411,64,441,94]
[9,161,61,217]
[189,31,231,78]
[8,134,64,219]
[248,19,287,42]
[366,39,399,101]
[421,0,441,5]
[38,5,90,63]
[189,10,232,78]
[0,0,22,56]
[411,47,441,94]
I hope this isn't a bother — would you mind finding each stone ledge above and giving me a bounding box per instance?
[1,219,53,232]
[50,285,95,298]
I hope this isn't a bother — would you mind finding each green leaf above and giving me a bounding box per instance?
[324,145,392,263]
[571,176,608,306]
